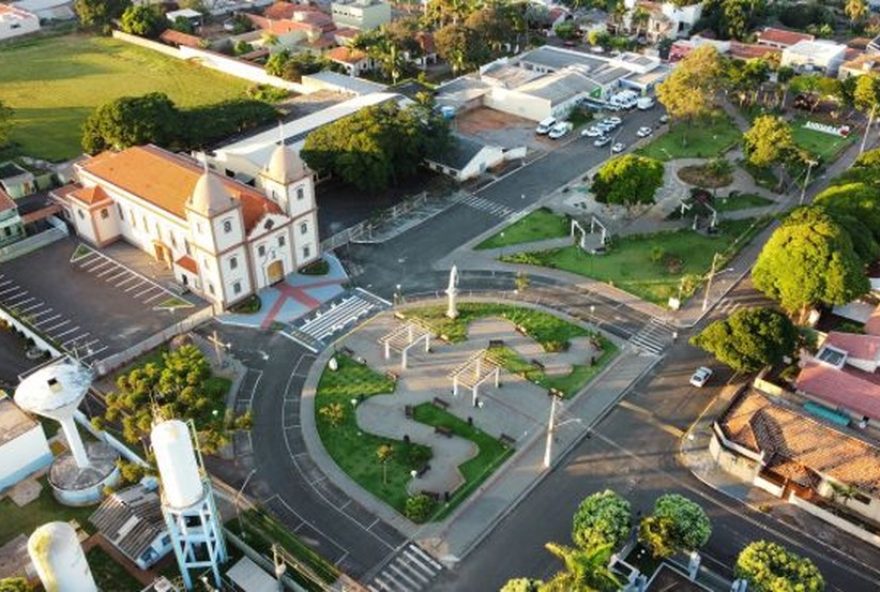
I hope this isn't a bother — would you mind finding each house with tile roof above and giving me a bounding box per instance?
[50,144,319,309]
[0,188,24,248]
[756,27,814,49]
[712,388,880,525]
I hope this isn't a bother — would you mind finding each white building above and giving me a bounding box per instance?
[0,4,39,41]
[330,0,390,30]
[51,144,319,309]
[424,135,506,181]
[622,0,702,41]
[781,40,847,77]
[0,396,52,492]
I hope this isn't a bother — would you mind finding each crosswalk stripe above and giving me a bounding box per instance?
[455,194,515,218]
[407,544,443,571]
[386,563,424,589]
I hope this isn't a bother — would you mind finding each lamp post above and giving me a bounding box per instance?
[800,159,818,205]
[702,253,721,313]
[235,469,257,536]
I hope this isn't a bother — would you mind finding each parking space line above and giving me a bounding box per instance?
[30,308,54,318]
[0,280,12,287]
[8,296,34,307]
[80,339,100,349]
[19,302,43,314]
[97,265,122,278]
[1,289,27,300]
[63,333,89,347]
[0,286,21,296]
[134,286,158,298]
[44,320,70,333]
[79,345,108,361]
[105,271,129,283]
[76,253,101,265]
[80,256,108,269]
[86,260,115,273]
[124,281,146,293]
[114,275,138,287]
[5,294,31,306]
[54,326,80,339]
[33,314,61,327]
[143,292,165,304]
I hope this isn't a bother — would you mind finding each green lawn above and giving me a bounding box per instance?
[476,208,570,250]
[315,355,432,514]
[637,115,741,161]
[405,303,590,351]
[411,403,513,521]
[790,119,855,162]
[502,218,766,306]
[86,547,143,592]
[714,193,774,212]
[0,33,251,161]
[0,477,96,546]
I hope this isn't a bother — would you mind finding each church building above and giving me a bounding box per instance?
[52,142,319,309]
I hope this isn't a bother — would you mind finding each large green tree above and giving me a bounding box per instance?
[656,45,724,141]
[81,92,178,154]
[742,115,798,169]
[813,182,880,262]
[639,494,711,558]
[752,207,869,318]
[435,23,486,74]
[571,490,631,551]
[0,578,32,592]
[74,0,131,30]
[541,542,621,592]
[735,541,825,592]
[499,578,543,592]
[691,307,798,373]
[591,154,664,208]
[120,4,162,37]
[854,74,880,154]
[0,100,13,146]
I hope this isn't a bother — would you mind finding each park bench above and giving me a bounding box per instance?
[531,359,546,372]
[432,397,449,410]
[404,405,413,418]
[435,425,453,438]
[416,464,431,478]
[499,433,516,447]
[338,346,355,357]
[488,339,505,349]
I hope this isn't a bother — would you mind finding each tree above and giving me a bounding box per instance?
[776,65,795,108]
[571,490,631,551]
[656,45,724,143]
[81,92,177,154]
[425,0,473,26]
[376,444,394,485]
[854,74,880,154]
[542,542,621,592]
[319,403,346,428]
[814,182,880,262]
[752,207,870,319]
[845,0,869,24]
[591,154,664,208]
[639,494,711,558]
[742,115,798,169]
[587,29,610,47]
[435,23,485,74]
[405,493,437,522]
[466,4,515,53]
[74,0,130,30]
[120,4,161,37]
[691,307,798,373]
[0,101,13,147]
[0,578,32,592]
[500,578,543,592]
[171,15,194,34]
[735,541,825,592]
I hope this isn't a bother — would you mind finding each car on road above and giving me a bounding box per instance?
[604,116,622,126]
[689,366,713,388]
[659,114,669,124]
[637,97,655,110]
[594,135,612,147]
[581,126,603,137]
[611,142,625,153]
[636,126,653,138]
[548,121,573,139]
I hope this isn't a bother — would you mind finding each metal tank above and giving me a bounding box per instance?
[27,522,98,592]
[151,419,204,509]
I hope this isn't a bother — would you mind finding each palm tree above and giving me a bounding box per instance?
[541,542,621,592]
[631,6,649,38]
[376,444,394,485]
[845,0,868,24]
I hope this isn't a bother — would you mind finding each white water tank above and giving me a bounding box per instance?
[27,522,98,592]
[151,419,204,509]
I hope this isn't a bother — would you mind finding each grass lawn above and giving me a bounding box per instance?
[411,403,513,521]
[86,547,143,592]
[476,207,570,250]
[315,355,432,514]
[790,119,855,162]
[740,160,781,192]
[637,115,741,161]
[405,303,590,351]
[0,477,96,546]
[714,193,774,212]
[502,218,767,306]
[0,33,252,161]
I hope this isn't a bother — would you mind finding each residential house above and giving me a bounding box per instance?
[756,27,814,49]
[839,52,880,79]
[0,189,24,248]
[866,32,880,55]
[0,4,39,41]
[301,70,387,95]
[622,0,702,42]
[424,135,506,182]
[330,0,390,31]
[325,45,372,75]
[0,396,52,492]
[11,0,74,21]
[781,40,847,77]
[90,484,172,570]
[159,29,203,49]
[0,162,36,200]
[50,144,320,310]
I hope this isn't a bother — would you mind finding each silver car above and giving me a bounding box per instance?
[594,135,612,147]
[611,142,625,153]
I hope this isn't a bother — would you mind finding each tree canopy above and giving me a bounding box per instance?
[694,0,767,40]
[302,101,450,193]
[591,154,664,207]
[735,541,825,592]
[571,489,632,551]
[742,115,798,169]
[753,207,869,317]
[656,45,724,126]
[265,51,331,82]
[691,307,798,373]
[120,4,163,37]
[639,494,711,558]
[74,0,130,30]
[813,182,880,262]
[542,542,621,592]
[500,578,543,592]
[0,578,32,592]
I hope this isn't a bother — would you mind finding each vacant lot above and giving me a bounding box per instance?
[0,34,251,161]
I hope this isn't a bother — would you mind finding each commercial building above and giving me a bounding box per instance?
[0,4,39,41]
[52,144,320,309]
[424,135,506,182]
[330,0,390,30]
[0,396,52,492]
[781,39,847,76]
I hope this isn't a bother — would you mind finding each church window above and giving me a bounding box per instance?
[223,219,232,234]
[100,208,109,219]
[184,241,192,256]
[303,245,311,259]
[117,205,124,220]
[208,283,215,295]
[77,210,84,220]
[300,222,307,235]
[278,235,286,247]
[258,245,266,257]
[296,187,304,200]
[230,256,238,270]
[264,219,275,231]
[233,281,242,294]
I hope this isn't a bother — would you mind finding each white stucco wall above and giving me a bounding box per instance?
[0,425,52,491]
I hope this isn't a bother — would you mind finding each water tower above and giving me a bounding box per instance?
[14,358,119,505]
[28,521,98,592]
[152,419,226,590]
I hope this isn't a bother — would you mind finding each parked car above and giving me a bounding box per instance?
[582,126,603,137]
[659,114,669,124]
[637,97,655,110]
[636,126,653,138]
[611,142,625,153]
[593,136,612,147]
[689,366,713,388]
[548,121,573,139]
[536,117,557,134]
[604,116,622,126]
[596,122,615,134]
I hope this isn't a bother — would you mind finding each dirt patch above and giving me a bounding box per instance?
[677,163,734,188]
[455,107,552,151]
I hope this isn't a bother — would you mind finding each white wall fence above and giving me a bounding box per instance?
[320,191,429,251]
[111,30,308,94]
[0,216,68,263]
[789,493,880,548]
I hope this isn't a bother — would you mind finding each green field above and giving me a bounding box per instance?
[790,119,855,162]
[476,207,570,250]
[0,477,96,546]
[637,115,741,161]
[0,33,251,161]
[714,193,774,212]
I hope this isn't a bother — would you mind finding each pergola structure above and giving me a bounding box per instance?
[571,216,608,251]
[449,350,500,406]
[379,322,431,370]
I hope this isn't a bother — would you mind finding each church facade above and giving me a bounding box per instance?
[52,143,320,309]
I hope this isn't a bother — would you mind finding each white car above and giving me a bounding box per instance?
[594,135,612,147]
[636,126,653,138]
[659,114,670,124]
[548,121,573,139]
[690,367,713,388]
[581,126,603,137]
[604,116,622,126]
[611,142,625,153]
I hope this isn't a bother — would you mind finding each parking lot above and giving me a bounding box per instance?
[0,238,208,368]
[455,107,557,152]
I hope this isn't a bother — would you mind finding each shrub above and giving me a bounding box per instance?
[405,494,436,523]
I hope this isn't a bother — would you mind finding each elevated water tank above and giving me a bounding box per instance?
[27,522,98,592]
[151,419,204,509]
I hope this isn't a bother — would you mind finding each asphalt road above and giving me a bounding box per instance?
[431,279,880,592]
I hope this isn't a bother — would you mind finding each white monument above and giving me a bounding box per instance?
[446,265,459,319]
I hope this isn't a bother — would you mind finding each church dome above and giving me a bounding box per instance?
[265,143,307,185]
[188,169,235,216]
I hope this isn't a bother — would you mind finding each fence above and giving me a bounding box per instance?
[320,191,429,251]
[0,215,68,262]
[789,493,880,548]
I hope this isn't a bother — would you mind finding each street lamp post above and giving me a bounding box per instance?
[235,468,257,536]
[702,253,722,313]
[543,394,558,469]
[800,159,818,205]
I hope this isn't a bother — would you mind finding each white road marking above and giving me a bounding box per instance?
[33,314,61,327]
[54,326,80,339]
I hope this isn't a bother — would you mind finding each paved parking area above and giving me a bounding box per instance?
[0,239,209,368]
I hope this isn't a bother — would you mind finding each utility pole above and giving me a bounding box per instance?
[861,104,876,155]
[702,252,721,313]
[207,330,228,367]
[800,159,817,205]
[543,394,558,469]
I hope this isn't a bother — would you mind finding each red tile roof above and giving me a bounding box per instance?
[246,13,317,35]
[159,29,202,48]
[825,331,880,361]
[175,255,198,274]
[796,360,880,419]
[21,204,61,225]
[326,46,367,64]
[729,41,780,61]
[70,185,112,206]
[0,187,15,214]
[757,27,814,48]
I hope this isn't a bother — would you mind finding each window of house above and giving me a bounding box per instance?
[208,283,215,295]
[258,245,266,257]
[184,241,191,256]
[100,208,109,219]
[233,281,242,294]
[142,216,148,230]
[117,204,124,220]
[170,233,177,248]
[230,256,238,270]
[853,491,872,505]
[296,187,304,200]
[77,210,84,220]
[223,219,232,234]
[300,222,307,235]
[303,245,311,259]
[264,219,275,231]
[196,222,202,234]
[278,235,286,247]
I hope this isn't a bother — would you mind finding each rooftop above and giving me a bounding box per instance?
[517,45,608,72]
[90,484,165,563]
[325,46,368,64]
[757,27,814,47]
[481,62,543,89]
[0,397,38,448]
[824,331,880,361]
[303,70,387,95]
[841,52,880,74]
[729,41,781,61]
[796,359,880,420]
[516,68,601,105]
[721,389,880,496]
[0,188,16,214]
[426,134,487,171]
[784,39,846,59]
